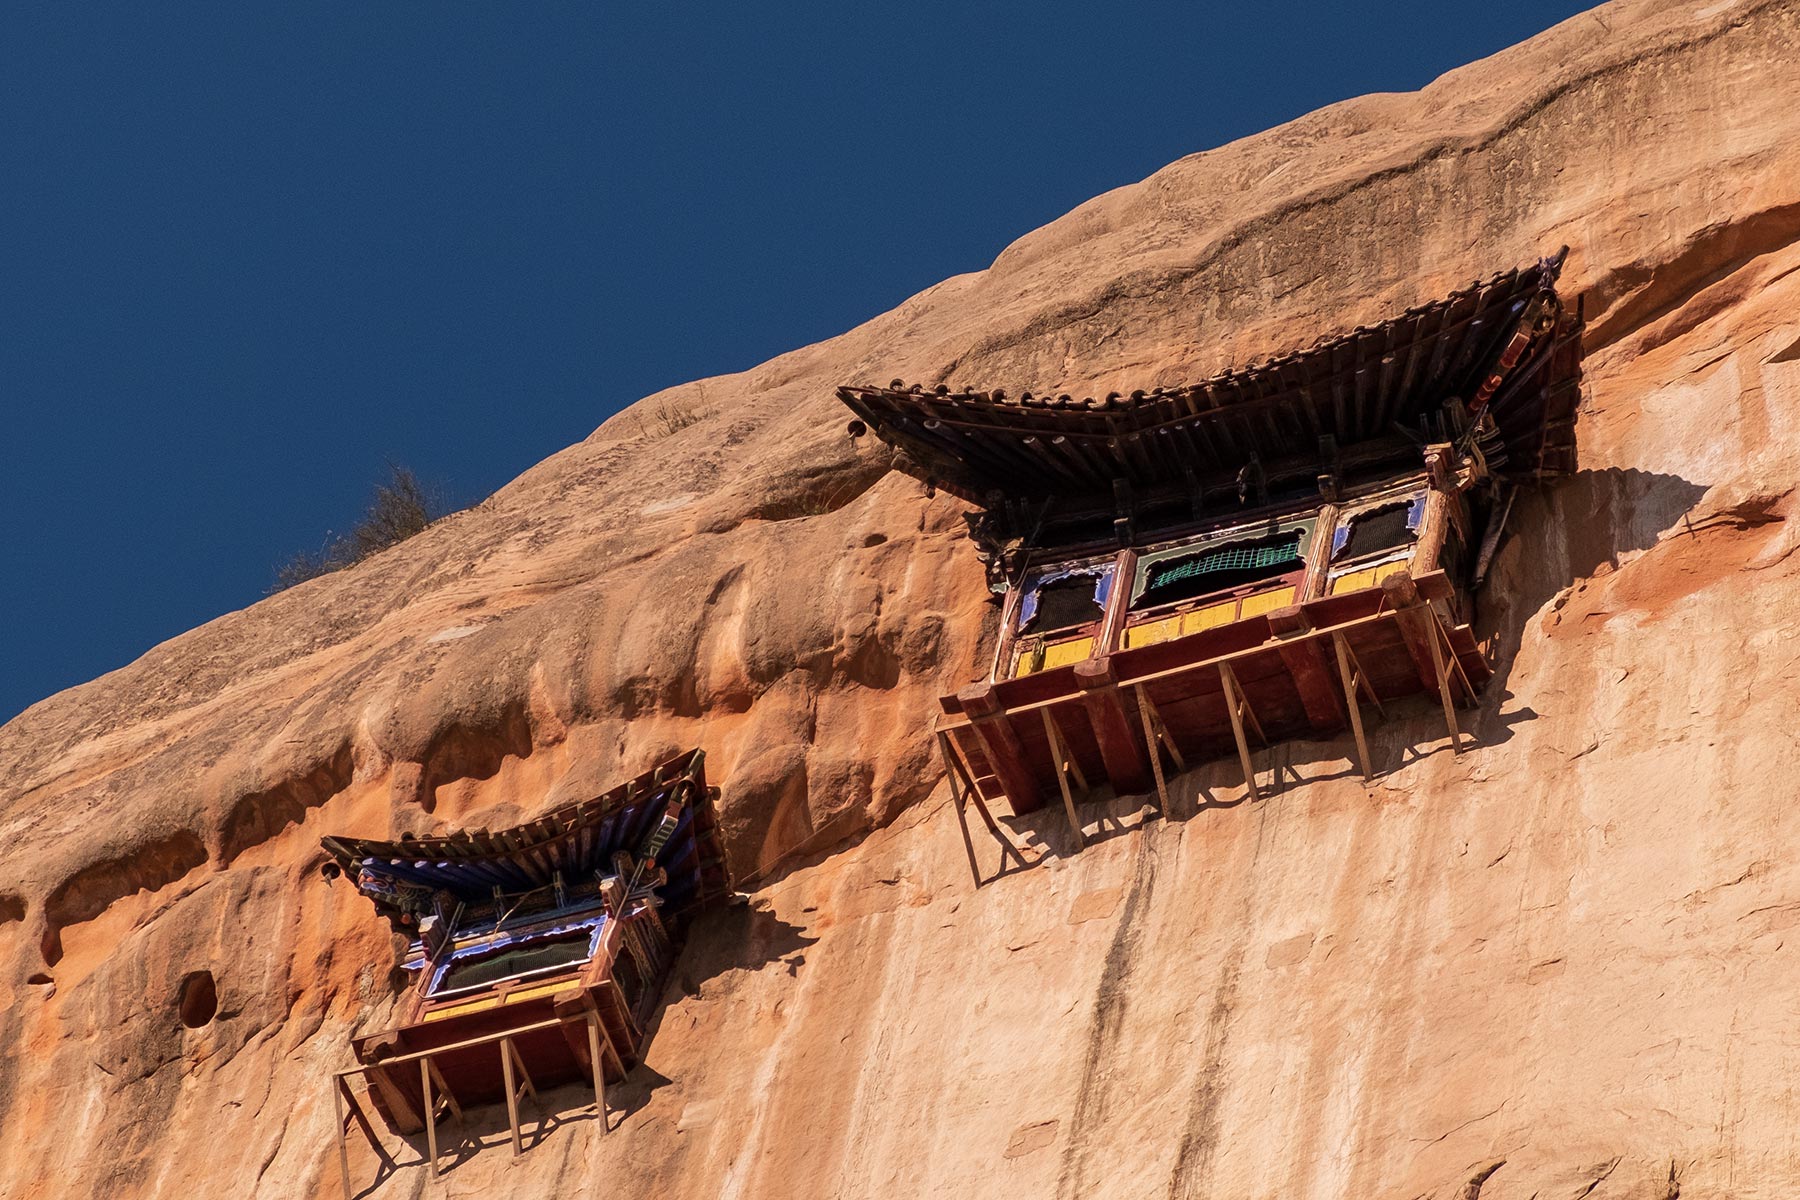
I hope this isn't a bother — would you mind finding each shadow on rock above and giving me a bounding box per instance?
[671,895,818,995]
[1478,466,1709,694]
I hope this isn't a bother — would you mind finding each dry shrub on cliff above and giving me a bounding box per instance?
[639,397,713,438]
[271,463,451,592]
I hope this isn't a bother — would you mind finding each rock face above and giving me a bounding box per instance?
[6,0,1800,1195]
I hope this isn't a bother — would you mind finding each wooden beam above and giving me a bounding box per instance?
[957,683,1047,813]
[420,1060,440,1180]
[333,1077,354,1200]
[1219,663,1267,745]
[1380,572,1445,694]
[427,1059,462,1124]
[336,1075,393,1168]
[1267,606,1345,731]
[500,1038,524,1157]
[1133,685,1172,817]
[1333,632,1374,781]
[507,1038,540,1108]
[1041,708,1086,849]
[1074,657,1152,794]
[938,729,1029,881]
[1426,614,1464,755]
[1218,665,1262,802]
[1051,710,1090,794]
[586,1012,609,1133]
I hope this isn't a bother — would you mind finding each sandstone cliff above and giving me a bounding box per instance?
[6,0,1800,1195]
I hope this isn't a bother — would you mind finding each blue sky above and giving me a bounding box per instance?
[0,1,1597,723]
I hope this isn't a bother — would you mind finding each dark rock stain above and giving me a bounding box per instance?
[1054,833,1159,1200]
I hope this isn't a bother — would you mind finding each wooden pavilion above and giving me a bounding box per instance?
[320,748,729,1191]
[838,251,1582,867]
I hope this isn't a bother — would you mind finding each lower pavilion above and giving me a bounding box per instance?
[321,748,729,1190]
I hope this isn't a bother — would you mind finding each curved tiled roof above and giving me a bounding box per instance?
[322,748,731,918]
[838,251,1581,504]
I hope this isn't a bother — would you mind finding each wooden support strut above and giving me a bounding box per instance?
[333,1078,355,1200]
[586,1012,610,1133]
[936,729,1029,886]
[500,1036,541,1157]
[1425,613,1465,755]
[1040,708,1086,849]
[956,682,1047,813]
[420,1060,440,1179]
[1132,685,1184,817]
[1333,632,1374,782]
[1218,664,1262,803]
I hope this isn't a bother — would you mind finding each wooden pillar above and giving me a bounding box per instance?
[1425,616,1465,755]
[1379,572,1443,695]
[332,1078,354,1200]
[1040,708,1086,849]
[1074,657,1152,794]
[1097,549,1138,651]
[501,1038,524,1157]
[1218,665,1262,803]
[586,1012,609,1133]
[1266,606,1344,731]
[1333,633,1374,781]
[957,683,1046,812]
[989,579,1028,682]
[1413,445,1465,577]
[1134,687,1172,816]
[1301,504,1340,601]
[939,730,1030,880]
[420,1060,439,1179]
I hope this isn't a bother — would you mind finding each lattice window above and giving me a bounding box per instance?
[432,930,593,995]
[1146,533,1303,591]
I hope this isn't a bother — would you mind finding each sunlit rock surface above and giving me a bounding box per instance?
[6,0,1800,1195]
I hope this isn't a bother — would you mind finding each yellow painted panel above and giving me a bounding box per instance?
[422,995,499,1023]
[1011,644,1042,678]
[1331,560,1407,595]
[504,979,577,1006]
[1124,613,1182,648]
[1181,599,1241,635]
[1039,636,1095,670]
[1237,586,1296,620]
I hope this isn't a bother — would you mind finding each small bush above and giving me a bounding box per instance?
[271,463,450,592]
[638,397,712,439]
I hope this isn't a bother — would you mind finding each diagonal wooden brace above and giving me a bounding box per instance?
[1333,632,1375,782]
[1040,708,1086,848]
[1217,665,1262,802]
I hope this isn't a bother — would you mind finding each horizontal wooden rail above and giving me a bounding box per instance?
[331,1008,615,1198]
[938,600,1478,805]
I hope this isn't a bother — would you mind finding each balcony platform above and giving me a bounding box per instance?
[937,569,1486,851]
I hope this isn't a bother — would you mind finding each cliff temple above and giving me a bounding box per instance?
[839,251,1582,866]
[320,749,729,1191]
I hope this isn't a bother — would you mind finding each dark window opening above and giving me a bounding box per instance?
[1135,533,1303,610]
[1028,575,1107,633]
[1337,504,1414,561]
[178,970,218,1028]
[434,930,592,995]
